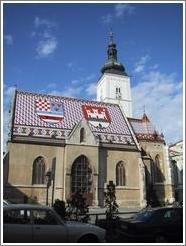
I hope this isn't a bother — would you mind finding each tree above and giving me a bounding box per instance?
[104,181,119,221]
[65,191,90,223]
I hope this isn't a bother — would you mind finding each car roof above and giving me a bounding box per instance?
[141,206,182,212]
[3,204,52,210]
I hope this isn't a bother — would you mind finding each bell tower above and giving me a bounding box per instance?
[97,32,132,117]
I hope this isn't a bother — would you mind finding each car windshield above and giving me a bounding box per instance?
[133,210,154,222]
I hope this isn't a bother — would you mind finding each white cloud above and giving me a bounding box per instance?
[101,3,135,25]
[67,62,73,68]
[32,17,58,58]
[34,17,56,29]
[85,74,95,81]
[71,80,80,85]
[85,83,97,96]
[36,38,57,57]
[46,83,57,89]
[48,86,84,98]
[63,87,84,97]
[150,64,159,70]
[3,85,16,151]
[132,71,183,143]
[115,3,135,18]
[134,64,144,73]
[101,14,113,24]
[134,55,150,73]
[4,34,13,45]
[45,73,97,99]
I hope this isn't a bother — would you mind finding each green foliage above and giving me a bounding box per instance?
[104,181,119,221]
[27,196,38,204]
[65,191,90,223]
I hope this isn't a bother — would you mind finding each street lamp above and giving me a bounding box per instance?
[46,169,52,206]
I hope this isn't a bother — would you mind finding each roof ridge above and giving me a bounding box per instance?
[16,89,121,107]
[127,117,142,122]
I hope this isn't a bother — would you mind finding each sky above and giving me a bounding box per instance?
[3,2,183,150]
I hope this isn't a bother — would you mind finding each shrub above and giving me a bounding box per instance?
[27,196,38,204]
[65,191,90,223]
[104,181,119,221]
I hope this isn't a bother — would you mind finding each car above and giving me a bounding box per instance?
[3,204,106,243]
[118,206,183,243]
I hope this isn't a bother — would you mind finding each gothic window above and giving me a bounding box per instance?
[71,155,92,193]
[116,161,126,186]
[171,160,178,186]
[80,128,86,143]
[32,156,46,184]
[154,155,164,183]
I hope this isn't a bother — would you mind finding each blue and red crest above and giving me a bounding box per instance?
[35,99,64,124]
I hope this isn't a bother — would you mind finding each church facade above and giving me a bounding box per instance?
[4,33,175,208]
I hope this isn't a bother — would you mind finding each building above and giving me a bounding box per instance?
[4,33,174,208]
[169,140,183,202]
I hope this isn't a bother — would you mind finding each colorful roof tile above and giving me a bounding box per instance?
[12,90,136,146]
[128,114,164,142]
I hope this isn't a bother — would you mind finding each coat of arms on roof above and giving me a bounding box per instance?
[82,105,111,128]
[35,98,64,124]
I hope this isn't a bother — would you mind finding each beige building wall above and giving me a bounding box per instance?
[5,141,144,208]
[5,139,173,207]
[140,141,174,203]
[6,142,65,204]
[98,148,142,208]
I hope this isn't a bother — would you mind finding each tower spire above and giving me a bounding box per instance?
[100,31,127,76]
[143,105,146,114]
[109,28,114,44]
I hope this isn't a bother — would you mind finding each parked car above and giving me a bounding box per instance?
[3,204,106,243]
[118,207,183,243]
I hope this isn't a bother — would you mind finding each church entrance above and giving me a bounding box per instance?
[71,155,93,206]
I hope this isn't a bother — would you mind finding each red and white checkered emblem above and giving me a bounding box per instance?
[35,99,50,112]
[35,99,64,124]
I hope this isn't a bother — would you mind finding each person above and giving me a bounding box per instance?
[53,199,66,219]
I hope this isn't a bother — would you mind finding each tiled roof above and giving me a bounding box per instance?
[128,114,164,142]
[12,90,136,146]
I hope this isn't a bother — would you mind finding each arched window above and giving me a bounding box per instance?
[116,161,126,186]
[171,160,178,186]
[80,128,86,143]
[154,155,164,183]
[32,156,46,184]
[71,155,92,193]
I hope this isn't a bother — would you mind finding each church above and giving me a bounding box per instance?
[4,32,175,208]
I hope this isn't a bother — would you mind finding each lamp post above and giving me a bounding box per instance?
[46,169,52,206]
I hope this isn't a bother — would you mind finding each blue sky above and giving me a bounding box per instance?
[3,2,183,148]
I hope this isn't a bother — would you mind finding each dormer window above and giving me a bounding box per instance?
[80,128,86,143]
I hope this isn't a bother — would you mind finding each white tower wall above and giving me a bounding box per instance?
[97,73,132,117]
